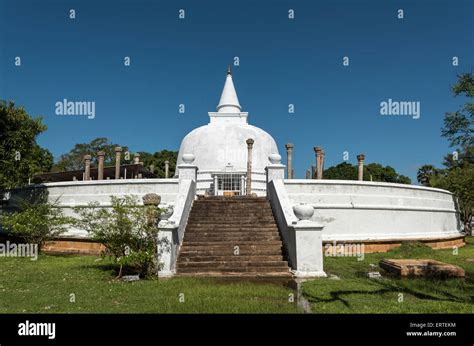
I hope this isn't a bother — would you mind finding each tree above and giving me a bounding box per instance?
[52,137,129,171]
[138,150,178,178]
[416,165,439,186]
[0,101,53,191]
[323,162,357,180]
[429,73,474,234]
[323,162,411,184]
[431,165,473,233]
[441,73,473,150]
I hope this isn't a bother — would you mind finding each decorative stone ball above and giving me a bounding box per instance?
[142,193,161,206]
[160,204,174,220]
[293,203,314,220]
[182,153,195,164]
[268,153,281,164]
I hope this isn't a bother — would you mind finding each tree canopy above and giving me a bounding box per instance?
[51,137,177,178]
[417,73,474,233]
[0,101,53,191]
[323,161,411,184]
[52,137,129,172]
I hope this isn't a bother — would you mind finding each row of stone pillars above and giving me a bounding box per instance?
[284,144,366,181]
[83,146,171,180]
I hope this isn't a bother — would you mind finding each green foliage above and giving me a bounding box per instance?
[73,195,161,278]
[323,162,411,184]
[364,163,411,184]
[416,164,440,186]
[431,164,474,232]
[420,73,474,233]
[52,137,129,172]
[323,162,357,180]
[441,73,473,149]
[138,150,178,178]
[0,195,73,249]
[0,101,53,190]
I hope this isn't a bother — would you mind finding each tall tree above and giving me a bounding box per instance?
[52,137,129,171]
[430,73,474,233]
[0,101,53,191]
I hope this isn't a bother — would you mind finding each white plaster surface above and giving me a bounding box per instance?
[283,179,462,242]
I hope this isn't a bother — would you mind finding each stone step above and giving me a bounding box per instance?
[186,222,277,227]
[180,240,283,247]
[176,271,292,278]
[184,233,280,239]
[184,235,282,241]
[177,260,288,268]
[188,214,275,219]
[177,255,285,262]
[179,248,283,256]
[177,196,289,277]
[185,226,278,230]
[177,266,290,274]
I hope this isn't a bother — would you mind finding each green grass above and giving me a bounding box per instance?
[0,255,300,313]
[1,238,473,313]
[302,237,474,313]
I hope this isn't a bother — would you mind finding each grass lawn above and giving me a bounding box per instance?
[0,238,473,313]
[302,237,474,313]
[0,255,300,313]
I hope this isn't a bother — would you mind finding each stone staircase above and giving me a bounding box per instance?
[176,196,291,277]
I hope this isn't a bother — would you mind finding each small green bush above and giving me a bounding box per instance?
[73,195,161,278]
[0,197,73,249]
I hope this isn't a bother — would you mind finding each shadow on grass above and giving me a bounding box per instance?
[304,278,473,309]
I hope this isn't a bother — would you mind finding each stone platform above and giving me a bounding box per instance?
[379,259,465,278]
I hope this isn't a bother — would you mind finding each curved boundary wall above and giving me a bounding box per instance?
[282,179,464,251]
[3,179,181,254]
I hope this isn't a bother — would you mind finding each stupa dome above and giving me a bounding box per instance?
[176,67,279,176]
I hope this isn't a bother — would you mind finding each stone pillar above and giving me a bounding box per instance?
[265,154,285,183]
[97,151,105,180]
[285,143,294,179]
[114,146,122,179]
[246,138,254,195]
[357,154,365,181]
[165,160,169,178]
[314,146,323,179]
[84,155,91,181]
[321,149,325,179]
[133,153,140,164]
[177,153,198,182]
[292,204,326,277]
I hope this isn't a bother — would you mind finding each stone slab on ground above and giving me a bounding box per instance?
[379,259,465,278]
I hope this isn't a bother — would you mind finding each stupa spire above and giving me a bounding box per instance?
[217,65,242,113]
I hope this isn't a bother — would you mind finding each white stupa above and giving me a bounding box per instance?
[176,66,279,195]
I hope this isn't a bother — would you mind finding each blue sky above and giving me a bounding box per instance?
[1,0,473,182]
